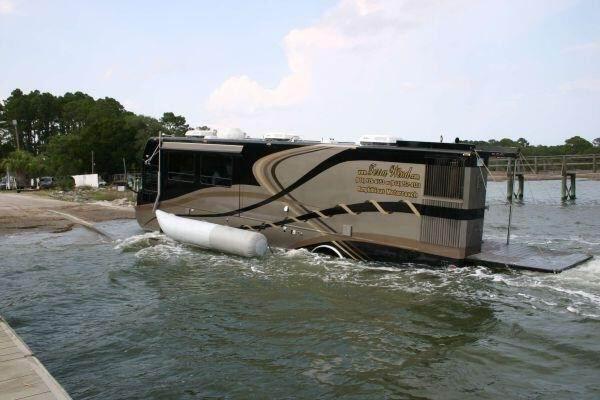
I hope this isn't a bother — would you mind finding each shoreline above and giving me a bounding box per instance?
[0,191,135,235]
[1,175,598,235]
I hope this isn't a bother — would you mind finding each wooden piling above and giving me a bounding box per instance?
[516,174,524,199]
[561,156,567,202]
[506,158,514,201]
[569,173,576,200]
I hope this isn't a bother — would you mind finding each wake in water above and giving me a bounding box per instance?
[114,231,167,251]
[112,220,600,322]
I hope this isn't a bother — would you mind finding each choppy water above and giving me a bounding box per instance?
[1,180,600,399]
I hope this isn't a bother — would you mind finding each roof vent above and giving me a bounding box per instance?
[358,134,400,146]
[263,132,300,142]
[185,128,217,137]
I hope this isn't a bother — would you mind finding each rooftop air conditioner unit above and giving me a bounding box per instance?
[263,132,300,142]
[185,128,217,137]
[216,127,246,140]
[358,134,400,146]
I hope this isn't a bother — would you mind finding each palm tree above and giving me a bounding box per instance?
[1,150,42,188]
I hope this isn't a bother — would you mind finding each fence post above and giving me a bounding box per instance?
[533,156,538,174]
[593,154,597,173]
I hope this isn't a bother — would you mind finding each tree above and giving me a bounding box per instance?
[499,138,518,147]
[44,131,86,175]
[429,135,599,157]
[0,89,178,178]
[0,103,14,160]
[125,114,163,162]
[516,137,529,148]
[1,149,38,173]
[160,112,189,136]
[564,136,593,154]
[1,89,63,155]
[1,150,44,186]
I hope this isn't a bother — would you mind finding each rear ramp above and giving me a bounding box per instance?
[466,240,592,273]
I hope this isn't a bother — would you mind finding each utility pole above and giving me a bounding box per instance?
[12,120,20,151]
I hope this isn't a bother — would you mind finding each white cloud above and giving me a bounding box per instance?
[0,0,15,14]
[560,78,600,93]
[563,41,600,54]
[201,0,584,144]
[122,98,141,113]
[103,67,115,80]
[206,0,461,116]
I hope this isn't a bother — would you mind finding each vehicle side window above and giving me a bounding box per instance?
[199,154,233,187]
[167,151,195,183]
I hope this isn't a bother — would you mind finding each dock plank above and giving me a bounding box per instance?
[20,393,57,400]
[0,374,49,400]
[0,346,20,356]
[0,339,17,348]
[0,318,70,400]
[467,240,592,272]
[0,358,37,384]
[0,352,26,363]
[0,342,17,350]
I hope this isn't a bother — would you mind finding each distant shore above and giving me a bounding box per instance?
[0,191,134,235]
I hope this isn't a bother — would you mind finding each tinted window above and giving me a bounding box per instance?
[167,151,195,182]
[199,154,233,187]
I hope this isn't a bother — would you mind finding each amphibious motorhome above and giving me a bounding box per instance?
[135,133,591,271]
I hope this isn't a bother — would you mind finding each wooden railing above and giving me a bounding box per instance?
[488,154,599,174]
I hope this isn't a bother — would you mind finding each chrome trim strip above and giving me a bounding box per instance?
[162,142,243,153]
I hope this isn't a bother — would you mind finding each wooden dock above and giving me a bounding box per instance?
[0,317,70,400]
[488,154,599,175]
[467,240,593,273]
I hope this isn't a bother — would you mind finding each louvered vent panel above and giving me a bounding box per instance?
[420,199,463,248]
[424,159,465,199]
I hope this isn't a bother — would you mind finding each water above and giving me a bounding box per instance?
[1,180,599,399]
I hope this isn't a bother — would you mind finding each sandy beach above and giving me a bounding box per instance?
[0,192,134,235]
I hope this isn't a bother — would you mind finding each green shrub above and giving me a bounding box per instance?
[55,176,74,190]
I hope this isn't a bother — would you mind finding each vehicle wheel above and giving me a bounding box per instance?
[311,244,344,258]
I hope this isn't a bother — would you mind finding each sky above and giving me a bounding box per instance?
[1,0,599,145]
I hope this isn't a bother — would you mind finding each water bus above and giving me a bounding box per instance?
[135,131,591,272]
